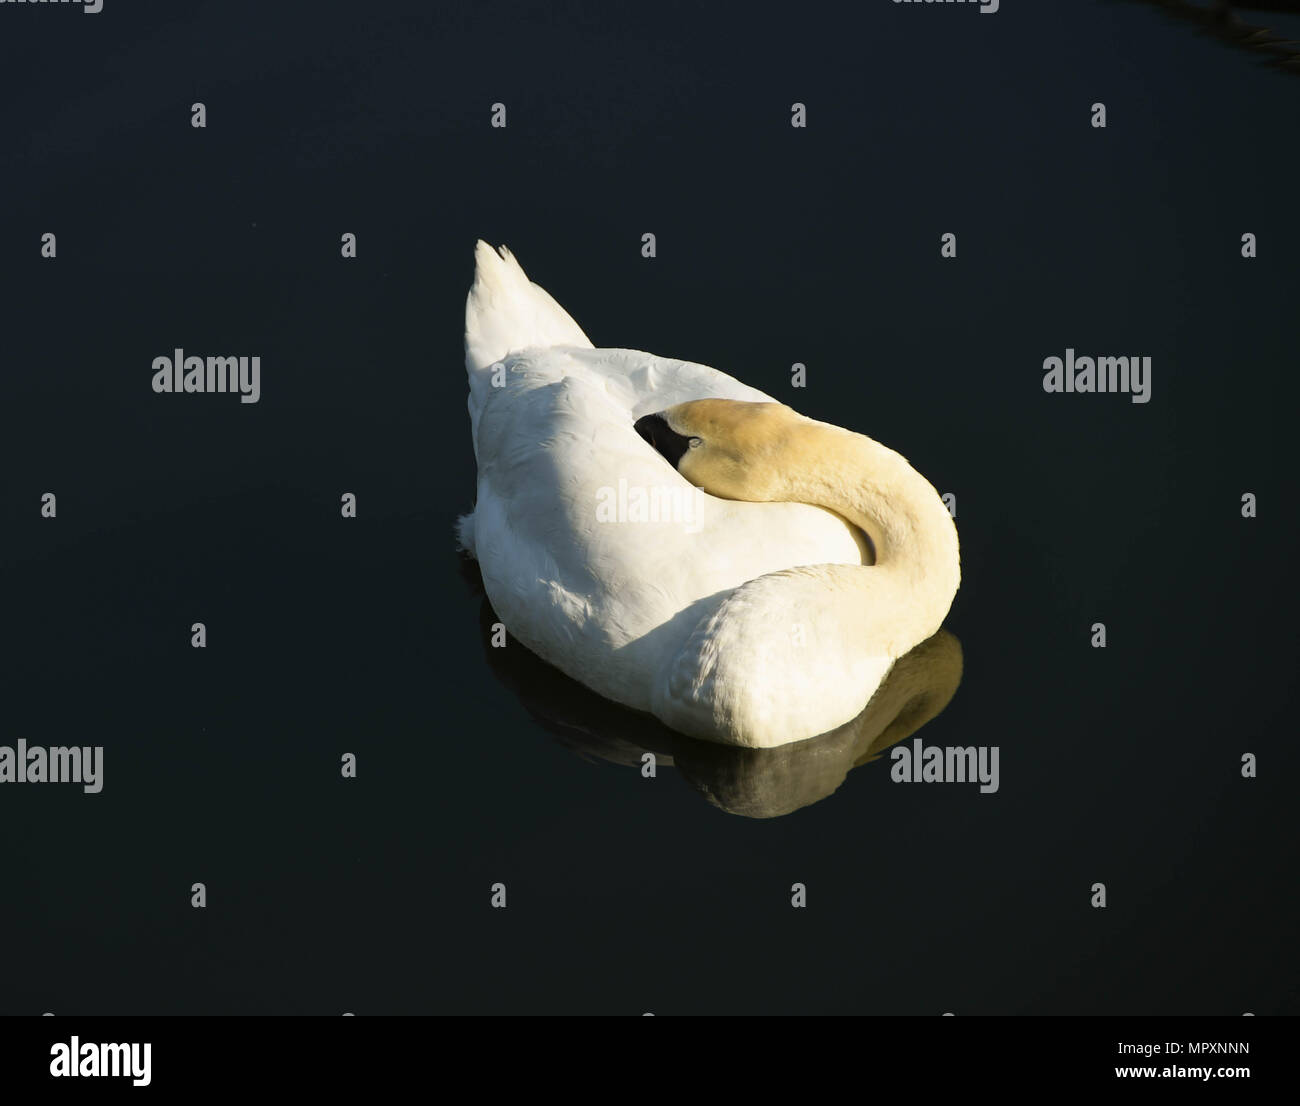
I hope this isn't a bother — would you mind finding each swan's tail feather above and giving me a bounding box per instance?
[464,241,593,376]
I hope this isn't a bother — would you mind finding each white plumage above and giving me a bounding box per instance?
[460,242,958,749]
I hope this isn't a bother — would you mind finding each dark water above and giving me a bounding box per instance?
[2,0,1297,1014]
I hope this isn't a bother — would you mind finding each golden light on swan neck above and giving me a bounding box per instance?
[662,398,960,600]
[663,399,797,501]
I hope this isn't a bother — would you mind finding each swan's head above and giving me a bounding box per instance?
[633,399,800,501]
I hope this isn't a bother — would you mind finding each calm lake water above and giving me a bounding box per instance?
[2,0,1296,1014]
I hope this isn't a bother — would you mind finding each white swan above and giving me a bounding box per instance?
[459,241,960,749]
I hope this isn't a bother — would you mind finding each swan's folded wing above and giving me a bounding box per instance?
[468,355,865,714]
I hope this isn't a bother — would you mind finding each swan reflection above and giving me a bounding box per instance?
[467,566,962,818]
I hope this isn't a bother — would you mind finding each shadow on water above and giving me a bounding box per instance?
[460,557,963,819]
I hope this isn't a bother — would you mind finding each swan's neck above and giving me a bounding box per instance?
[774,420,961,652]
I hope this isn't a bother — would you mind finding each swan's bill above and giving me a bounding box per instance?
[633,412,694,470]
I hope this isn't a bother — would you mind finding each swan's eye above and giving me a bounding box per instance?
[688,437,702,449]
